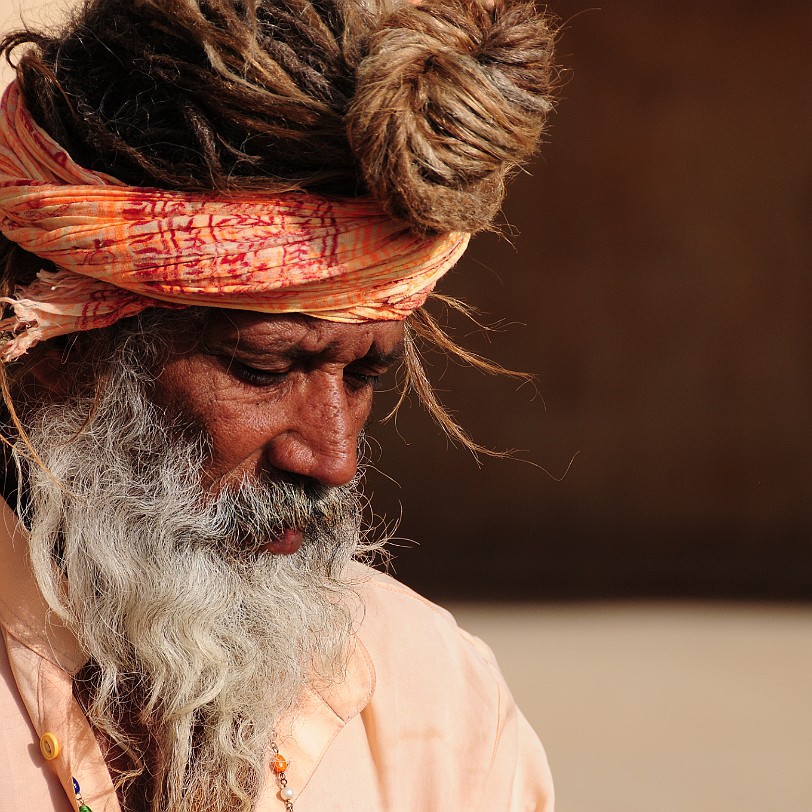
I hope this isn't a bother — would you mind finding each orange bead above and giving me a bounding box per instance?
[272,753,288,774]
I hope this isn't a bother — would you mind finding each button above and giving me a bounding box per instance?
[39,732,60,760]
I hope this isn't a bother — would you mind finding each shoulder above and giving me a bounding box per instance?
[341,564,554,810]
[352,563,501,672]
[349,563,508,728]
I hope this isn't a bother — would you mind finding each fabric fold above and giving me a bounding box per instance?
[0,81,470,361]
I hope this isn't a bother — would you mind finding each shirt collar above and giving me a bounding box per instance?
[0,498,86,673]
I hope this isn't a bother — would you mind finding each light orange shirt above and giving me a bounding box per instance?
[0,501,554,811]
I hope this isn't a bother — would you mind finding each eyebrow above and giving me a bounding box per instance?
[361,341,405,368]
[205,336,405,367]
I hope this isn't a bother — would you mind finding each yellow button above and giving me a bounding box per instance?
[39,732,60,760]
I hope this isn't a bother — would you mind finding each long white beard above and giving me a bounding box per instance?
[18,360,368,812]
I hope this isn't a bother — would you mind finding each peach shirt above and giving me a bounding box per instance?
[0,500,554,811]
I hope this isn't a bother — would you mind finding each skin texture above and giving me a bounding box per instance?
[26,309,403,555]
[155,310,404,492]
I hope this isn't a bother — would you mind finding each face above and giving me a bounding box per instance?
[155,309,404,519]
[22,309,385,811]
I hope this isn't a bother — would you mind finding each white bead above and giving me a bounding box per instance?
[280,787,295,801]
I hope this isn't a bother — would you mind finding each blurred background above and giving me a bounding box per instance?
[1,1,811,810]
[370,0,812,602]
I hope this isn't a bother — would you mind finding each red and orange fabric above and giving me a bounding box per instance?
[0,82,469,361]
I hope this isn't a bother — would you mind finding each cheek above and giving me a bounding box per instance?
[200,400,282,472]
[156,355,376,488]
[155,359,280,477]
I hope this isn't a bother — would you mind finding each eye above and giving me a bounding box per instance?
[228,360,288,387]
[343,367,383,392]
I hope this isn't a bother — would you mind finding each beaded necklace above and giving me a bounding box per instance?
[71,777,92,812]
[71,745,294,811]
[271,742,295,810]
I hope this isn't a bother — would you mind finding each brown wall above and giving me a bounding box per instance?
[368,1,812,600]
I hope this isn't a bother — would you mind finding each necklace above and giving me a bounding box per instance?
[271,742,295,811]
[71,745,295,811]
[71,777,93,812]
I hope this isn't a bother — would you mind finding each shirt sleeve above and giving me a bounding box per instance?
[470,633,555,812]
[503,705,555,812]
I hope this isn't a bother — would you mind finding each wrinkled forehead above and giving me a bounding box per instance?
[200,310,406,364]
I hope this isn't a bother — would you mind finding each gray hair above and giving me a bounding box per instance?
[17,310,375,811]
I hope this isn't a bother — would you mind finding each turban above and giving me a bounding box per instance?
[0,82,469,361]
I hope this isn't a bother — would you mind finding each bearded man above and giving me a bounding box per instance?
[0,0,556,810]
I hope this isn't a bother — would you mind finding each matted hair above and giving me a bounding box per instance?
[0,0,557,451]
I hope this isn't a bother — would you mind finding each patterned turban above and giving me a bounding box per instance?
[0,82,469,361]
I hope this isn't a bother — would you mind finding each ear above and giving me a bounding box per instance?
[25,335,85,396]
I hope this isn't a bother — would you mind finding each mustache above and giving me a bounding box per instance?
[207,472,361,554]
[196,431,369,555]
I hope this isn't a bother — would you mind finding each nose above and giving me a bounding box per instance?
[262,376,362,488]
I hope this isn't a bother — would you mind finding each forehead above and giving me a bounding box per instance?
[202,310,405,359]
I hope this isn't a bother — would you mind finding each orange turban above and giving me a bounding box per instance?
[0,82,469,361]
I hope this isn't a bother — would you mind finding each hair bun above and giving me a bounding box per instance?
[346,0,556,235]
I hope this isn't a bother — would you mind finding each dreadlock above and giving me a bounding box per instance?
[0,0,557,452]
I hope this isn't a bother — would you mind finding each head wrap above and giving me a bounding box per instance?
[0,82,469,361]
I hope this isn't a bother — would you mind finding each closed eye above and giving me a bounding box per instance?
[343,369,382,391]
[228,360,289,387]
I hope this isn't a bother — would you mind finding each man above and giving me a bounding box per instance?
[0,0,556,809]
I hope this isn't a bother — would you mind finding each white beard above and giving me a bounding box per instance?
[18,356,369,812]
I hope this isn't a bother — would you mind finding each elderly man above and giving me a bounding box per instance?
[0,0,556,810]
